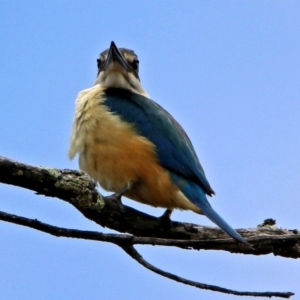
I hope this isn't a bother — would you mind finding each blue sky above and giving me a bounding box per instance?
[0,1,299,299]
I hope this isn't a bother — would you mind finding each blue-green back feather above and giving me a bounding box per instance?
[103,88,214,195]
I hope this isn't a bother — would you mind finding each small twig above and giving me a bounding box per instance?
[121,244,293,298]
[0,209,294,298]
[0,209,128,243]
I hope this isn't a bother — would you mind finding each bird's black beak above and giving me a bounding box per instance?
[103,41,131,72]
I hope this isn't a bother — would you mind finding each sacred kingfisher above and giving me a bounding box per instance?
[68,41,249,245]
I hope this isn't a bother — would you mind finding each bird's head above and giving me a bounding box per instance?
[95,41,149,97]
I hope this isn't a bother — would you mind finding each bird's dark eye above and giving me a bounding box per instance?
[97,59,102,69]
[132,59,139,72]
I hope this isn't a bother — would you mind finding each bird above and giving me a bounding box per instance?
[68,41,249,245]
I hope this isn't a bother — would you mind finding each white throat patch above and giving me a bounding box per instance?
[95,66,149,98]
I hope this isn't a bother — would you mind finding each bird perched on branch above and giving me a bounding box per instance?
[68,41,248,245]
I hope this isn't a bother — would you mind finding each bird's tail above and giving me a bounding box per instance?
[170,172,249,245]
[198,199,249,245]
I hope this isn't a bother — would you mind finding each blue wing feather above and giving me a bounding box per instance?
[103,88,214,195]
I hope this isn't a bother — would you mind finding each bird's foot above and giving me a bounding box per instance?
[104,181,135,213]
[105,193,125,212]
[158,209,173,227]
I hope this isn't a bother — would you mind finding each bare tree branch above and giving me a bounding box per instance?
[1,155,299,257]
[0,209,294,298]
[121,245,294,298]
[1,209,299,257]
[0,155,299,297]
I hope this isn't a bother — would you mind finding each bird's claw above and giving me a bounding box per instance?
[105,193,125,213]
[158,208,173,226]
[104,181,135,213]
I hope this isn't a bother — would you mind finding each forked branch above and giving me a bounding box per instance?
[0,155,298,297]
[0,209,294,298]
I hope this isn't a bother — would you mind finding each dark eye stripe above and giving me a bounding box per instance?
[97,59,102,69]
[131,59,139,71]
